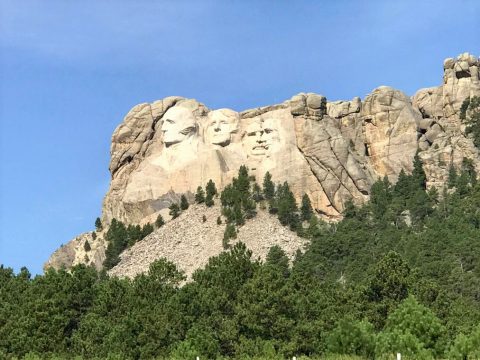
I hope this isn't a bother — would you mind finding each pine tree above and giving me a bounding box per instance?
[141,223,154,238]
[206,179,217,198]
[262,171,275,200]
[448,164,457,188]
[217,216,222,225]
[412,152,427,190]
[84,240,91,252]
[223,224,236,249]
[252,183,263,202]
[300,194,313,221]
[180,195,189,210]
[205,193,214,207]
[236,165,250,195]
[169,203,180,219]
[277,182,299,229]
[343,199,357,219]
[195,186,205,204]
[462,96,480,147]
[155,214,165,228]
[95,217,103,231]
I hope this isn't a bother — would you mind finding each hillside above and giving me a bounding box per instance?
[109,204,306,279]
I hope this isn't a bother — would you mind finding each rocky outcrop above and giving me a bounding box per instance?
[46,52,480,275]
[45,232,105,271]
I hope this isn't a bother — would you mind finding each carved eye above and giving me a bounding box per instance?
[264,128,273,134]
[165,119,174,124]
[247,132,257,136]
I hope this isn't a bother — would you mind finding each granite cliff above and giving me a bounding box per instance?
[45,52,480,276]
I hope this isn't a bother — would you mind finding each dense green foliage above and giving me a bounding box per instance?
[168,203,180,219]
[180,195,189,210]
[94,217,102,232]
[205,179,217,207]
[461,96,480,147]
[155,214,165,228]
[2,159,480,359]
[195,186,205,204]
[103,219,153,270]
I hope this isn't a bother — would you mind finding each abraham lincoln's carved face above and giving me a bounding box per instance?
[160,107,197,147]
[243,118,280,158]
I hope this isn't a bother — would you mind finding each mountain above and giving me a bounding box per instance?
[45,52,480,275]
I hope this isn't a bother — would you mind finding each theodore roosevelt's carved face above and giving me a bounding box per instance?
[205,109,239,146]
[160,107,197,147]
[243,118,280,158]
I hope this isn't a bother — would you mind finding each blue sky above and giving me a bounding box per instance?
[1,0,479,274]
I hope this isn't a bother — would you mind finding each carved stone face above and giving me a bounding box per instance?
[243,118,280,158]
[205,109,239,146]
[160,107,197,147]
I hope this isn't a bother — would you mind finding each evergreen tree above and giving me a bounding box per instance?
[141,223,154,238]
[300,194,313,221]
[205,193,214,207]
[223,224,236,249]
[195,186,205,204]
[84,240,91,252]
[370,176,392,221]
[343,199,357,219]
[206,179,217,198]
[236,165,250,195]
[412,152,427,190]
[262,171,275,200]
[462,96,480,147]
[155,214,165,228]
[448,164,458,188]
[252,183,263,202]
[103,218,128,269]
[376,296,446,357]
[216,216,222,225]
[180,195,189,210]
[169,203,181,219]
[462,157,477,186]
[95,217,103,231]
[276,182,299,230]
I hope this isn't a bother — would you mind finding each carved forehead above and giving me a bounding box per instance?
[163,106,196,122]
[261,116,279,129]
[245,120,263,133]
[208,108,239,123]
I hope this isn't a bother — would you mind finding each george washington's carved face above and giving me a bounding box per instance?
[243,118,280,158]
[160,107,197,147]
[205,109,239,146]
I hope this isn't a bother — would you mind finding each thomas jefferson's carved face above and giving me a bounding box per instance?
[243,118,280,158]
[160,107,197,147]
[205,109,239,146]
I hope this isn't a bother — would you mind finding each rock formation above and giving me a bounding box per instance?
[46,52,480,277]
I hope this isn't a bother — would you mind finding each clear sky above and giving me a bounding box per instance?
[0,0,479,275]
